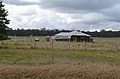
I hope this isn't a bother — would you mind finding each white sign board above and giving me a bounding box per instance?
[54,35,71,39]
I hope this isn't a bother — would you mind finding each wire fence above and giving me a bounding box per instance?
[0,37,120,64]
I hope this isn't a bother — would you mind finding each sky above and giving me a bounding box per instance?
[2,0,120,31]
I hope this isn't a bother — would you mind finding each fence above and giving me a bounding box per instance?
[0,37,120,65]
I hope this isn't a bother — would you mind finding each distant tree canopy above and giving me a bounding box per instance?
[85,30,120,37]
[8,28,120,37]
[0,1,10,40]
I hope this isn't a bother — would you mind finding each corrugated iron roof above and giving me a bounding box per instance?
[69,30,90,36]
[55,30,90,36]
[54,30,91,39]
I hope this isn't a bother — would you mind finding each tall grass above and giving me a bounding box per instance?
[0,64,120,79]
[0,49,120,66]
[0,37,120,78]
[0,39,120,51]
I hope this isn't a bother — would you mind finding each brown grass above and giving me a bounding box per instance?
[1,40,120,51]
[30,43,120,51]
[0,64,120,79]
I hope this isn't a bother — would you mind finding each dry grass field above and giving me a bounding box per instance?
[1,64,120,79]
[0,37,120,79]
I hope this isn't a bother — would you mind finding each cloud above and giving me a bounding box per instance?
[4,3,66,29]
[39,0,120,24]
[3,0,120,31]
[101,4,120,22]
[3,0,39,5]
[62,13,110,24]
[40,0,119,11]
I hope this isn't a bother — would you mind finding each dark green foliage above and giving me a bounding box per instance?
[0,1,10,40]
[85,30,120,37]
[8,28,120,37]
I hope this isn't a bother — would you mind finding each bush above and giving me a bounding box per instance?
[0,34,8,40]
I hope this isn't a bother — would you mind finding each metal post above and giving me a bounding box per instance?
[34,41,36,48]
[51,39,54,64]
[68,38,71,61]
[15,34,17,49]
[84,37,87,51]
[84,41,86,50]
[15,34,16,41]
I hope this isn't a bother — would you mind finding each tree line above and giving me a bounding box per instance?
[85,30,120,37]
[8,28,120,37]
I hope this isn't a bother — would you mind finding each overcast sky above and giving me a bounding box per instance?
[3,0,120,31]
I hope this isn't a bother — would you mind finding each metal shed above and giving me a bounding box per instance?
[53,30,93,42]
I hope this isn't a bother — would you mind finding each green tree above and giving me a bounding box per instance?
[0,1,10,40]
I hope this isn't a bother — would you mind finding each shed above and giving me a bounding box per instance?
[53,30,93,42]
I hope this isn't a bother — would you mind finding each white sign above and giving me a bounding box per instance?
[54,35,71,39]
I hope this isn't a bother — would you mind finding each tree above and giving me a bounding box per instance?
[0,1,10,40]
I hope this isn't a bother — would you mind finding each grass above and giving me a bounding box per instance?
[0,37,120,78]
[0,49,120,66]
[94,37,120,43]
[2,40,119,51]
[1,64,120,79]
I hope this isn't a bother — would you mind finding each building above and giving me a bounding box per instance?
[53,30,93,42]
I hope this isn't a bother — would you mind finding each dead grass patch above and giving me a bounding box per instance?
[0,64,120,79]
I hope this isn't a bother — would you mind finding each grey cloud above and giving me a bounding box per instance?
[4,0,119,11]
[40,0,119,11]
[3,0,120,31]
[40,0,120,25]
[101,4,120,22]
[68,22,120,31]
[3,0,39,5]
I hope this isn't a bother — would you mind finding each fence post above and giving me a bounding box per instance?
[34,41,36,48]
[84,41,87,50]
[51,38,54,64]
[68,38,71,61]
